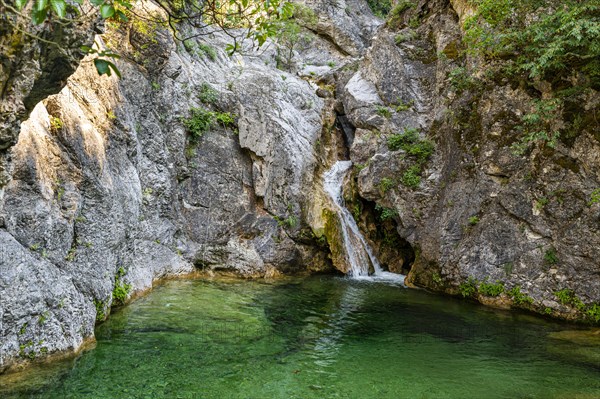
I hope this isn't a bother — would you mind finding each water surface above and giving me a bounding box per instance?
[2,276,599,398]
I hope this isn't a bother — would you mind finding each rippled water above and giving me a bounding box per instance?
[2,276,600,398]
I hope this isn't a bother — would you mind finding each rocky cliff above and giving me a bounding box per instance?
[335,0,600,322]
[0,0,599,373]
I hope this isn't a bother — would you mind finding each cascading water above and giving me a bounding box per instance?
[323,161,405,283]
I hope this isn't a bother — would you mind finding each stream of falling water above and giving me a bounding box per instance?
[323,161,405,283]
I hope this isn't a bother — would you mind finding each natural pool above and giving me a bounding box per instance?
[1,276,600,398]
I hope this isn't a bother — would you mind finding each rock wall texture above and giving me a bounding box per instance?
[335,0,600,321]
[0,0,380,372]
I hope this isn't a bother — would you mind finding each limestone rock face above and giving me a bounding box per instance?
[0,8,98,187]
[0,0,381,371]
[301,0,382,56]
[337,0,600,317]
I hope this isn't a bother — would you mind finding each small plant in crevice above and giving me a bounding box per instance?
[214,111,236,128]
[351,203,362,222]
[387,128,434,162]
[586,304,600,323]
[198,43,217,61]
[49,116,63,131]
[375,105,392,118]
[395,31,417,46]
[375,204,398,221]
[534,196,549,211]
[432,272,443,286]
[112,267,132,306]
[401,165,421,188]
[379,177,395,193]
[183,107,214,143]
[511,98,561,156]
[555,288,585,310]
[198,83,218,104]
[183,39,196,53]
[65,247,77,262]
[275,215,297,229]
[543,247,559,265]
[387,0,415,29]
[448,67,478,94]
[479,281,504,297]
[393,97,414,112]
[38,311,49,325]
[459,277,478,298]
[94,300,106,322]
[19,341,35,359]
[366,0,393,18]
[468,215,480,226]
[588,189,600,206]
[354,163,368,172]
[508,286,533,306]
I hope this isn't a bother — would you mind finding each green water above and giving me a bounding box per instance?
[2,276,600,398]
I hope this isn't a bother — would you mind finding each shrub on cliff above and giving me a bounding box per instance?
[9,0,294,75]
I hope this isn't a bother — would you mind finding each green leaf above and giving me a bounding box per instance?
[89,0,103,5]
[35,0,47,11]
[94,58,121,78]
[15,0,29,10]
[80,45,94,53]
[50,0,66,18]
[31,8,47,25]
[94,59,110,75]
[114,0,132,9]
[105,60,121,78]
[115,10,128,22]
[100,4,114,18]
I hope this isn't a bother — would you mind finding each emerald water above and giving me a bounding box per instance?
[2,276,600,398]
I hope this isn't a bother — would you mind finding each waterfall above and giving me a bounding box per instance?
[323,161,405,283]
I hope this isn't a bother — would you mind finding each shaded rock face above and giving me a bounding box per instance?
[301,0,382,56]
[337,0,600,318]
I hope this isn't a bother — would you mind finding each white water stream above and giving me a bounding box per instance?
[323,161,405,284]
